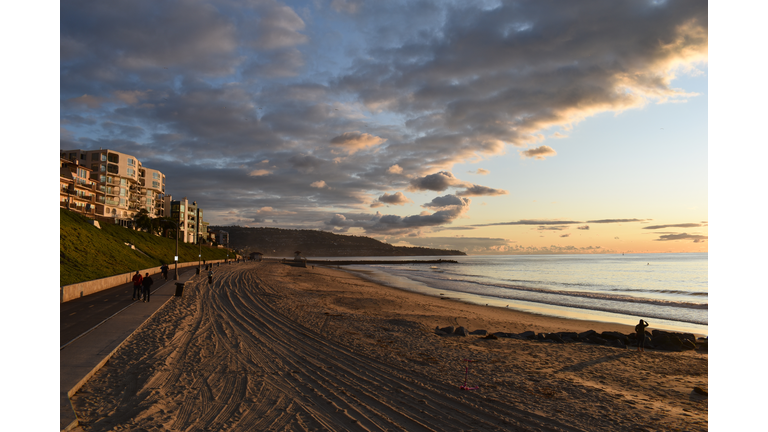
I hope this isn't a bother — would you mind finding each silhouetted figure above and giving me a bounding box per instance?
[131,271,143,301]
[142,273,154,302]
[636,319,649,352]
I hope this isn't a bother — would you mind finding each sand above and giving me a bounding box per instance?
[71,261,708,431]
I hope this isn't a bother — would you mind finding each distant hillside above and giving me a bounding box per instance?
[213,226,466,257]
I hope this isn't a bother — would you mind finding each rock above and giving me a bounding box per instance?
[653,334,684,352]
[693,386,708,396]
[545,333,565,343]
[682,339,697,350]
[608,339,626,348]
[536,333,547,341]
[558,332,578,341]
[494,332,510,338]
[470,329,488,336]
[454,326,469,336]
[483,333,498,340]
[519,331,536,340]
[652,329,695,343]
[578,330,597,339]
[440,326,455,335]
[586,335,607,345]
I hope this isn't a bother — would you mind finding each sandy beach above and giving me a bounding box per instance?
[71,261,708,431]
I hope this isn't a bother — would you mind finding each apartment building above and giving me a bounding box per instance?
[60,149,166,225]
[60,158,105,217]
[165,196,207,244]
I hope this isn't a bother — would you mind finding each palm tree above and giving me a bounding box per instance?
[133,209,153,232]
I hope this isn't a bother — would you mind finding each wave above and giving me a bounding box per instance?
[389,272,709,310]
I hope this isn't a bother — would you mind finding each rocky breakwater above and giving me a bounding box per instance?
[435,326,708,352]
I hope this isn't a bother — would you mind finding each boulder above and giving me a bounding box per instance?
[470,329,488,336]
[586,335,607,345]
[545,333,565,343]
[653,334,684,352]
[483,333,498,340]
[537,333,547,341]
[558,332,578,341]
[494,332,510,338]
[519,331,536,340]
[608,339,626,348]
[578,330,597,339]
[682,339,697,350]
[454,326,469,337]
[652,329,695,343]
[440,326,455,335]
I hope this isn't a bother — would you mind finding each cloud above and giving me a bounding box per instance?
[577,225,590,230]
[310,180,327,188]
[249,169,271,177]
[330,131,387,154]
[408,171,469,192]
[470,168,489,175]
[654,233,708,242]
[456,185,509,197]
[643,223,702,230]
[521,145,557,160]
[587,219,651,224]
[539,226,570,231]
[374,191,412,206]
[387,164,403,174]
[327,195,471,235]
[560,234,571,238]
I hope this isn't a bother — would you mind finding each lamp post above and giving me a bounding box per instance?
[174,211,180,280]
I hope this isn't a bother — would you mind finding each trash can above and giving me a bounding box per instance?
[174,282,185,297]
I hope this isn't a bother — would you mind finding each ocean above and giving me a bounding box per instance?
[334,253,708,336]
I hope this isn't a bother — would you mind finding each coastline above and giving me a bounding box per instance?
[71,261,708,431]
[338,263,708,337]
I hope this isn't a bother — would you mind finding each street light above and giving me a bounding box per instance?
[174,210,180,280]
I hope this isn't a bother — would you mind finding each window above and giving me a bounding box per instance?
[120,198,126,206]
[101,154,107,161]
[100,164,106,172]
[127,168,135,176]
[100,175,106,183]
[107,164,118,174]
[77,168,87,178]
[153,172,160,179]
[92,153,100,160]
[120,178,127,186]
[120,188,127,197]
[152,181,160,188]
[128,158,135,166]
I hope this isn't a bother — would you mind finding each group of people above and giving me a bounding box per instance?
[131,271,154,302]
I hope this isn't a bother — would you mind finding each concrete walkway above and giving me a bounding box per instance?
[60,270,199,431]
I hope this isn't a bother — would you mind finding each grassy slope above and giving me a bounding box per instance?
[60,208,232,286]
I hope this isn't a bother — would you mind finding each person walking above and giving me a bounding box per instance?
[208,269,214,285]
[142,272,154,302]
[132,271,143,301]
[160,263,169,280]
[635,319,649,352]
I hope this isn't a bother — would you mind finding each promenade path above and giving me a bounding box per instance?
[60,267,204,431]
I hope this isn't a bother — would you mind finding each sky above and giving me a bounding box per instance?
[58,0,709,255]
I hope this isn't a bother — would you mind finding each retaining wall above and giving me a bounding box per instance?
[60,260,227,303]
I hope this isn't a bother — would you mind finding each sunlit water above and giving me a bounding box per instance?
[318,253,708,336]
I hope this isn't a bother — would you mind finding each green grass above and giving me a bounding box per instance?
[60,208,233,286]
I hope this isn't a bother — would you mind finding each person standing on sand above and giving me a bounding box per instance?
[636,319,649,352]
[142,273,154,302]
[132,271,143,301]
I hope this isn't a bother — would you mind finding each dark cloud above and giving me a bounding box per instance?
[422,195,470,209]
[473,219,582,227]
[456,185,509,197]
[408,171,468,192]
[539,226,569,231]
[654,233,708,242]
[643,223,702,230]
[374,191,412,206]
[560,234,571,238]
[577,225,590,230]
[587,219,651,224]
